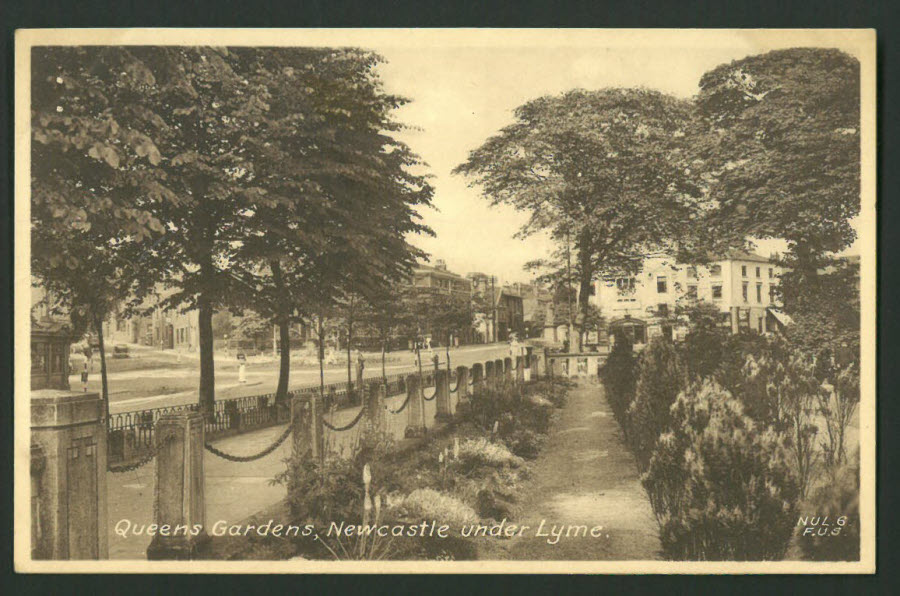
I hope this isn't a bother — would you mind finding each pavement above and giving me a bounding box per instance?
[106,374,462,559]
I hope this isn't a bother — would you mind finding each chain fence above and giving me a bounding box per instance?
[322,405,367,432]
[203,423,292,463]
[108,449,156,473]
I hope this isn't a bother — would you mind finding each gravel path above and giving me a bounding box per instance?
[487,377,661,560]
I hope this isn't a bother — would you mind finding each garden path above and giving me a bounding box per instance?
[492,378,661,560]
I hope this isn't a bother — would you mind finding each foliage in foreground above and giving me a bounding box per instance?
[642,381,799,560]
[798,460,860,561]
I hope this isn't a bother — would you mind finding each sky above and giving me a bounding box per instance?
[355,30,868,283]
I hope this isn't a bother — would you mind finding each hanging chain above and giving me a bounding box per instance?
[322,405,367,432]
[204,424,292,462]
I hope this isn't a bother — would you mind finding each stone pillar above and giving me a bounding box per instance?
[515,356,525,384]
[31,389,108,560]
[484,361,494,390]
[471,363,484,395]
[434,369,452,422]
[494,359,505,388]
[504,357,513,383]
[455,366,469,402]
[146,411,208,560]
[290,394,324,463]
[366,383,386,430]
[404,374,426,438]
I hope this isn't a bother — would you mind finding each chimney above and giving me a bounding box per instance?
[435,259,447,271]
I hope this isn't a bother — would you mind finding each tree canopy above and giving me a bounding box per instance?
[455,88,704,347]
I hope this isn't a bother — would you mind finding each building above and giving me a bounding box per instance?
[494,286,525,342]
[508,282,553,338]
[413,260,473,298]
[592,250,783,346]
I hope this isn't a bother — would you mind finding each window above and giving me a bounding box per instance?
[616,278,635,293]
[756,266,761,278]
[768,267,774,278]
[769,286,776,304]
[756,283,762,303]
[687,284,698,299]
[657,276,667,294]
[657,303,669,316]
[712,285,722,299]
[741,265,748,277]
[687,266,698,279]
[742,282,749,302]
[710,264,722,277]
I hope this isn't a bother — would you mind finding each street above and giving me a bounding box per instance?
[76,342,519,414]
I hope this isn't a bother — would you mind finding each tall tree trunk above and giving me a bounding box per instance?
[276,320,291,404]
[346,324,353,393]
[381,340,387,384]
[198,290,215,419]
[271,259,291,405]
[318,314,325,399]
[92,312,110,423]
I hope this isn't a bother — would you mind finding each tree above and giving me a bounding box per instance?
[695,48,861,317]
[360,285,414,381]
[455,89,703,351]
[40,47,433,417]
[225,47,433,405]
[31,47,169,420]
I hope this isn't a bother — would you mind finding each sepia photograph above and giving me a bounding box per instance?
[13,28,876,573]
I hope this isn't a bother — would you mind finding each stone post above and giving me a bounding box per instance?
[484,361,494,391]
[495,359,506,388]
[31,389,108,560]
[515,356,525,384]
[366,383,386,430]
[455,366,469,402]
[404,374,426,438]
[504,357,513,383]
[471,363,484,395]
[146,410,208,560]
[434,369,452,422]
[290,394,324,463]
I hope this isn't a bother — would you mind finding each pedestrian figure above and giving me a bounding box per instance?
[81,362,89,392]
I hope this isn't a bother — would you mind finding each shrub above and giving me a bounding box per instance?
[626,336,686,470]
[600,337,638,432]
[276,426,396,526]
[393,488,480,528]
[455,438,524,474]
[642,380,799,561]
[799,461,860,561]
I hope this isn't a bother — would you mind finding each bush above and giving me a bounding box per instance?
[626,336,686,470]
[600,337,638,432]
[642,380,799,560]
[455,438,524,474]
[799,461,860,561]
[277,426,396,526]
[393,488,480,528]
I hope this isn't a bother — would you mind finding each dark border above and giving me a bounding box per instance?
[1,0,896,593]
